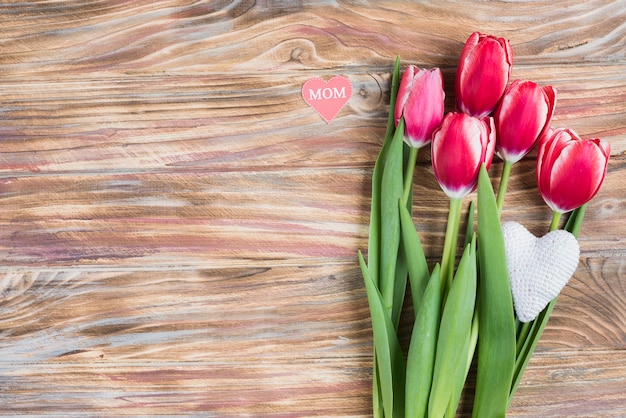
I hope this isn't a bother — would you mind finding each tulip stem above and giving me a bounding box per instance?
[496,160,513,214]
[516,321,531,355]
[549,211,562,232]
[403,147,419,205]
[441,197,463,295]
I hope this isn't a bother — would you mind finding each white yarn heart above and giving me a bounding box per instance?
[502,221,580,323]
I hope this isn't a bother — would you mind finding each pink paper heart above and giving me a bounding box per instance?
[302,76,352,123]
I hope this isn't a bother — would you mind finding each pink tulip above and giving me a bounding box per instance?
[394,65,445,148]
[537,128,610,213]
[495,80,556,162]
[456,32,513,118]
[431,112,496,199]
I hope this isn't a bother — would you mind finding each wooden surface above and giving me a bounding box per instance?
[0,1,624,416]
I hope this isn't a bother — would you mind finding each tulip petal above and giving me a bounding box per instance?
[482,116,496,170]
[496,81,553,162]
[537,129,570,206]
[548,139,609,212]
[394,65,416,127]
[396,67,445,148]
[537,128,610,213]
[456,33,512,117]
[404,69,445,147]
[432,113,493,199]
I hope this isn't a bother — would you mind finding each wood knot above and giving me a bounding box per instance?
[290,47,304,62]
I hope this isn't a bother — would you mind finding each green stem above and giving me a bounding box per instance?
[515,321,531,355]
[496,160,513,214]
[549,211,563,232]
[372,351,383,418]
[403,147,418,205]
[441,198,463,295]
[466,307,480,373]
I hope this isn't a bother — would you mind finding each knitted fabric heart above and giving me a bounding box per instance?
[502,221,580,322]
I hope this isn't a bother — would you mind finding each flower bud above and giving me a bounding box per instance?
[536,128,610,213]
[494,80,556,163]
[455,32,513,117]
[431,112,496,199]
[394,65,445,148]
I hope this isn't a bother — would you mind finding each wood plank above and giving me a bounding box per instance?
[0,73,387,173]
[6,351,624,416]
[1,352,625,416]
[540,257,626,349]
[0,159,623,266]
[0,359,373,416]
[0,265,371,363]
[507,350,626,418]
[0,259,622,362]
[1,1,624,76]
[1,66,624,176]
[0,262,624,415]
[0,169,368,265]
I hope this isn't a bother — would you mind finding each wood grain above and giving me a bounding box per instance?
[0,359,373,415]
[0,265,373,362]
[0,160,622,266]
[1,1,624,76]
[0,66,624,176]
[0,259,624,416]
[0,1,624,416]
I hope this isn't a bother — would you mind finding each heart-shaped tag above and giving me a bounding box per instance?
[302,76,352,123]
[502,221,580,322]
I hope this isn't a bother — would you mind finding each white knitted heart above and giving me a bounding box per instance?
[502,221,580,323]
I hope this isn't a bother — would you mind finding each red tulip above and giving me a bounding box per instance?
[536,128,610,213]
[395,65,445,148]
[495,80,556,162]
[456,32,513,118]
[431,112,496,199]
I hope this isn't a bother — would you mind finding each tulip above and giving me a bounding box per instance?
[395,65,445,148]
[536,128,610,214]
[493,80,556,212]
[456,32,513,118]
[495,80,556,163]
[431,112,495,292]
[431,112,496,199]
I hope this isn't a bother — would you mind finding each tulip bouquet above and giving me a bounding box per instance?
[358,32,610,418]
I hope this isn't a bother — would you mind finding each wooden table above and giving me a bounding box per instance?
[1,1,624,416]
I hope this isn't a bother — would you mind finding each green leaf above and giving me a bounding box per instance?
[367,56,402,288]
[373,359,384,418]
[405,264,441,418]
[446,325,472,416]
[447,237,477,417]
[380,119,405,314]
[386,56,402,143]
[359,250,406,418]
[367,127,389,289]
[392,233,409,329]
[428,237,477,418]
[399,199,430,313]
[473,164,516,418]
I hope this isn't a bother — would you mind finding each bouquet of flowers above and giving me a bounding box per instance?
[358,32,610,418]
